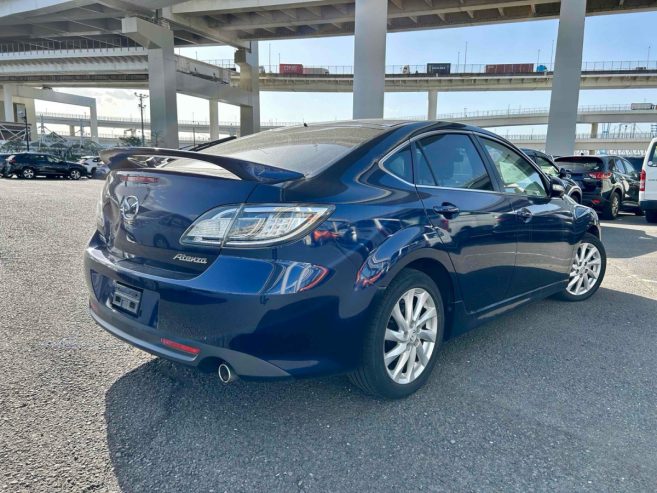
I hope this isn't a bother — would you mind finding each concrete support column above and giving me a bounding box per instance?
[122,17,179,148]
[89,103,98,141]
[236,43,260,136]
[427,90,438,120]
[3,84,15,122]
[590,122,598,138]
[69,125,76,137]
[353,0,388,119]
[545,0,587,156]
[589,122,598,155]
[209,99,219,140]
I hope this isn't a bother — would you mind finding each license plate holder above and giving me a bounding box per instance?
[111,282,142,315]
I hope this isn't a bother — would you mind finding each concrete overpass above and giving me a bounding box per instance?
[4,46,657,94]
[4,0,657,153]
[56,129,653,154]
[36,104,657,138]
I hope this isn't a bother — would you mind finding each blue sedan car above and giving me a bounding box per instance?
[85,120,605,399]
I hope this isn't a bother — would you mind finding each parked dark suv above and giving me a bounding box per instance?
[3,153,87,180]
[522,148,582,203]
[555,155,642,219]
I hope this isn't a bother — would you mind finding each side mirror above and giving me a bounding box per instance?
[558,167,571,179]
[550,176,566,198]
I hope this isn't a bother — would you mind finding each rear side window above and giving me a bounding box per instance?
[382,146,413,183]
[414,133,493,191]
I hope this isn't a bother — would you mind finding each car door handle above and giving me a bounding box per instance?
[433,203,460,218]
[516,208,533,222]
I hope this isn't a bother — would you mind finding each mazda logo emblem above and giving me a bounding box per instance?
[120,195,139,221]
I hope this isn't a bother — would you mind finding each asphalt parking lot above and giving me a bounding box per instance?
[1,178,656,492]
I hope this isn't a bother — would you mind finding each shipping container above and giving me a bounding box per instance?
[427,63,451,75]
[485,63,534,74]
[630,102,655,110]
[302,67,330,75]
[279,63,303,75]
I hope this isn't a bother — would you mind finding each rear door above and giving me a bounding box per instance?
[477,136,574,295]
[45,155,66,175]
[618,157,640,204]
[410,131,518,313]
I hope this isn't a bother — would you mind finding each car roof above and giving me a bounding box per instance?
[300,119,504,137]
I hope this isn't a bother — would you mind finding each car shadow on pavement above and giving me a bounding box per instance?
[599,221,657,259]
[104,287,657,492]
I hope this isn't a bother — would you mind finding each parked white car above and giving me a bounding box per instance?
[640,138,657,223]
[77,156,102,177]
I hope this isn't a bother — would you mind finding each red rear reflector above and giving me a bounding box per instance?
[119,175,159,184]
[640,169,646,192]
[160,338,201,355]
[588,171,612,179]
[592,199,601,205]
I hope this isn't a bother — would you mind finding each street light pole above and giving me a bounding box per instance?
[24,115,30,152]
[134,92,148,146]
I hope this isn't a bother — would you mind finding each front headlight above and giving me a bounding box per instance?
[180,204,333,248]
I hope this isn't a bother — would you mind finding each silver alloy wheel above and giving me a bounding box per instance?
[23,169,34,179]
[383,288,439,384]
[567,242,602,296]
[70,170,80,180]
[611,194,620,216]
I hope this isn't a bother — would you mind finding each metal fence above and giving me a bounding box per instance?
[0,37,143,55]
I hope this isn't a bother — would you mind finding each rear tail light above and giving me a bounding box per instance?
[180,204,333,248]
[588,171,612,179]
[640,169,646,192]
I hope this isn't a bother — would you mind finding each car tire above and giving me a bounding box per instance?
[349,269,445,399]
[69,169,81,180]
[601,192,620,220]
[646,210,657,224]
[555,233,606,302]
[21,168,35,180]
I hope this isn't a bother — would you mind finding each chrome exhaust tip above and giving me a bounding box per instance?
[218,363,237,384]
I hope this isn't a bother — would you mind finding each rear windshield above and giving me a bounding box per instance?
[196,124,387,176]
[555,156,604,172]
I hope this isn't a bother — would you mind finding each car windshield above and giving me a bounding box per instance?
[555,156,604,172]
[174,124,389,176]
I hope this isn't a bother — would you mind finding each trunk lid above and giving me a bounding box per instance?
[556,158,604,191]
[98,148,304,276]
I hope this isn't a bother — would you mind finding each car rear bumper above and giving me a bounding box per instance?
[640,199,657,211]
[88,300,291,379]
[84,233,373,379]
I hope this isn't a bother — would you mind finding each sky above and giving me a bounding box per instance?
[36,10,657,138]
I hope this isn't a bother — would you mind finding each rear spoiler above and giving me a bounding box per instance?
[99,147,304,184]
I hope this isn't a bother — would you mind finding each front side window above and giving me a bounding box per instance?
[414,133,493,191]
[481,138,547,197]
[534,156,558,177]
